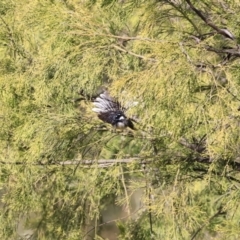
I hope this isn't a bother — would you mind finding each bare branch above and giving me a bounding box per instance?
[0,158,149,167]
[205,45,240,57]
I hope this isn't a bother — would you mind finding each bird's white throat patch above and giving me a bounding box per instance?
[116,122,125,129]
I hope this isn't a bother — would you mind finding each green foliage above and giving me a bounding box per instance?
[1,0,240,239]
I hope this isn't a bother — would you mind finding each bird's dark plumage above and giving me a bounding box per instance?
[92,92,135,130]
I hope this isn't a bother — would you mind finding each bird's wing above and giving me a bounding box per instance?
[92,91,123,113]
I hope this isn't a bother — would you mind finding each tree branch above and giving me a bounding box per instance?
[205,45,240,58]
[0,158,149,167]
[185,0,234,40]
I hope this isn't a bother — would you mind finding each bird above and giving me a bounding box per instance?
[92,91,135,130]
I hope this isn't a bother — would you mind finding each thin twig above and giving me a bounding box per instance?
[70,31,168,43]
[120,164,131,216]
[112,44,157,62]
[143,155,154,235]
[179,42,193,64]
[148,187,153,234]
[226,88,240,102]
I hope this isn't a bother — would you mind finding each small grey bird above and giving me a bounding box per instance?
[92,91,135,130]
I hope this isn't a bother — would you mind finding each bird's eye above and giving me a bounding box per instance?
[115,113,121,120]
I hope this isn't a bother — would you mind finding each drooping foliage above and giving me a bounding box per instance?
[1,0,240,239]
